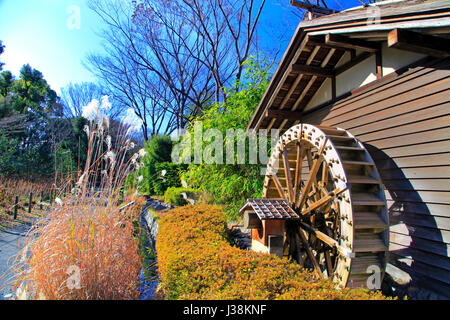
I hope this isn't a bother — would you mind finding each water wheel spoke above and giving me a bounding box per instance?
[296,139,327,210]
[298,228,323,279]
[282,148,294,203]
[299,222,338,250]
[293,231,304,264]
[271,174,286,199]
[301,188,346,216]
[324,249,333,276]
[293,141,303,204]
[321,163,329,189]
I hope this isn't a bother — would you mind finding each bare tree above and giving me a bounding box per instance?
[131,0,268,101]
[85,13,182,140]
[86,0,286,137]
[87,0,216,137]
[60,82,121,119]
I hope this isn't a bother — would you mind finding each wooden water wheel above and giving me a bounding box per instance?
[262,124,389,288]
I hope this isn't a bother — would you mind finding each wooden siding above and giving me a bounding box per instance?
[302,58,450,298]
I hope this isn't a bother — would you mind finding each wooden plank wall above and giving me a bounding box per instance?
[302,58,450,298]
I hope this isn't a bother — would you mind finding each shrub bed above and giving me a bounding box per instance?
[156,204,388,300]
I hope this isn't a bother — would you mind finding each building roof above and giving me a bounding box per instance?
[247,0,450,132]
[239,198,300,220]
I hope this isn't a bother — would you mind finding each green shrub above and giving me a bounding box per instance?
[126,135,174,194]
[164,187,197,206]
[176,57,273,221]
[152,162,187,195]
[156,204,389,300]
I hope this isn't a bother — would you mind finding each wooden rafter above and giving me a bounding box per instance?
[288,48,337,131]
[265,109,303,120]
[256,35,311,132]
[325,33,380,52]
[267,46,321,131]
[388,28,450,58]
[291,64,334,77]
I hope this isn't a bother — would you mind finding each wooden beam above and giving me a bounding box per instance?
[290,0,337,15]
[291,64,334,78]
[265,109,303,120]
[388,28,450,58]
[325,33,380,52]
[307,35,351,51]
[334,51,374,75]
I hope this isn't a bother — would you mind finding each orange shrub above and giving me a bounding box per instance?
[156,204,388,300]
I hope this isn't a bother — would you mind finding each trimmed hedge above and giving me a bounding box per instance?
[156,204,388,300]
[163,187,197,206]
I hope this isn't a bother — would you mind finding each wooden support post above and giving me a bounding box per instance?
[331,76,336,100]
[28,192,33,214]
[13,195,18,220]
[40,192,43,210]
[376,49,383,80]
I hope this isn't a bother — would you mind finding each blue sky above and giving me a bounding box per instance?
[0,0,362,95]
[0,0,104,93]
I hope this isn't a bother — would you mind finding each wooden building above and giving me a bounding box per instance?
[246,0,450,298]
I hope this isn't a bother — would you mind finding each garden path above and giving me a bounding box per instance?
[0,222,32,300]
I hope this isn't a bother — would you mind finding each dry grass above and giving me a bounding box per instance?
[11,102,147,300]
[13,196,145,300]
